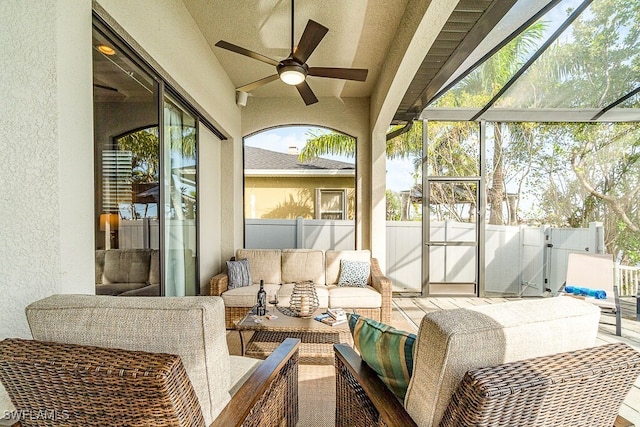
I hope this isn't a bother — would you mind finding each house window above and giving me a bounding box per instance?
[316,189,347,219]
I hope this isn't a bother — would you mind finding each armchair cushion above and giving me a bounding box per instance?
[226,259,252,289]
[25,295,232,426]
[338,259,370,287]
[348,314,416,399]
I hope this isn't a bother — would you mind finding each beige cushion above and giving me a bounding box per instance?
[102,249,151,284]
[278,283,329,308]
[95,282,148,295]
[236,249,282,285]
[404,297,600,427]
[221,283,281,307]
[328,285,381,308]
[26,295,231,426]
[325,250,371,285]
[228,355,261,396]
[281,249,325,284]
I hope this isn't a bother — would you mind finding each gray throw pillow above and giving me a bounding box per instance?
[338,259,370,287]
[227,259,252,289]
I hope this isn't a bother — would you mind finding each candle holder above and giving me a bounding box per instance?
[288,280,319,318]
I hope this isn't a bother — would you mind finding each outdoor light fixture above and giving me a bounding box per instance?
[100,213,119,249]
[97,45,116,56]
[277,59,307,85]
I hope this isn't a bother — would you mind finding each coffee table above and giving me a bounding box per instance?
[236,307,353,365]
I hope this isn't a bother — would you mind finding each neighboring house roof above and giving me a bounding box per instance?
[244,146,355,177]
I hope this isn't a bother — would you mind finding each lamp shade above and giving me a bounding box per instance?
[99,213,119,231]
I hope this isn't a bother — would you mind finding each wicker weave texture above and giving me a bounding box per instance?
[335,356,388,427]
[242,349,299,427]
[0,338,205,427]
[335,342,640,427]
[440,342,640,427]
[248,330,353,365]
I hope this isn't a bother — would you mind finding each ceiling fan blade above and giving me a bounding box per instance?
[237,75,280,92]
[292,20,328,64]
[308,67,368,82]
[215,40,280,67]
[295,81,318,105]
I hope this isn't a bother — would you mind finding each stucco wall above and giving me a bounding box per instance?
[0,0,94,338]
[245,176,355,219]
[0,0,94,411]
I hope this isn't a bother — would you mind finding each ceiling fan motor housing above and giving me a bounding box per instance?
[277,58,308,85]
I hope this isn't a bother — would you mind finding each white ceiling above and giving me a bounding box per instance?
[181,0,408,99]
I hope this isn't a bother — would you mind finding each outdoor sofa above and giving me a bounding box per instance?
[208,248,392,328]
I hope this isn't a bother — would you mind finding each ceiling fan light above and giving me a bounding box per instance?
[278,63,307,85]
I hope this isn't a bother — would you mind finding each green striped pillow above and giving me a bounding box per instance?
[348,314,416,400]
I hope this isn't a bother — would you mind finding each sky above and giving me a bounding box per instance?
[244,126,416,192]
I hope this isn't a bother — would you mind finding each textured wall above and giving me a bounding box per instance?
[0,0,94,412]
[0,0,94,339]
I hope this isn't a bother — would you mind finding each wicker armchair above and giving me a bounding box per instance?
[335,342,639,427]
[334,297,640,427]
[1,294,300,427]
[0,337,299,427]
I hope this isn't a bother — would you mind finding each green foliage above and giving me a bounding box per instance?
[117,127,159,183]
[386,190,401,221]
[299,129,355,162]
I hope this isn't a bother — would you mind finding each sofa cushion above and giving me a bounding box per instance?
[278,283,329,308]
[281,249,325,284]
[26,295,232,426]
[118,283,160,296]
[95,282,149,296]
[102,249,151,285]
[221,283,281,307]
[348,314,416,400]
[404,297,601,427]
[227,259,252,289]
[325,250,371,285]
[236,249,282,285]
[338,259,370,287]
[328,285,381,308]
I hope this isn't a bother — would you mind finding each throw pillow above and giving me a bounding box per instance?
[348,313,416,400]
[227,259,252,289]
[337,259,370,287]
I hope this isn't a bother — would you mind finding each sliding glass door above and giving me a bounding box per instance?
[93,18,200,297]
[163,95,197,296]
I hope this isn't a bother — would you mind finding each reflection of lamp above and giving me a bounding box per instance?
[100,213,119,249]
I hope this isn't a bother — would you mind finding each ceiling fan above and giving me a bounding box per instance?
[214,0,368,106]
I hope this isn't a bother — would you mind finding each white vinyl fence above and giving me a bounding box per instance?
[244,219,633,296]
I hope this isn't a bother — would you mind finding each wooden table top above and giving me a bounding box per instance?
[236,307,350,332]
